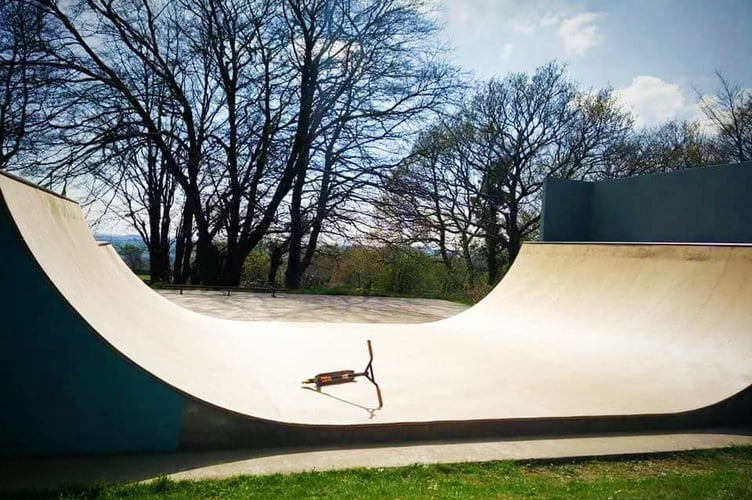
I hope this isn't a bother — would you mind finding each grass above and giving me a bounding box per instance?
[6,446,752,499]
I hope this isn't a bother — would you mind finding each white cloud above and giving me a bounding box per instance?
[500,42,515,60]
[438,1,605,77]
[511,19,537,35]
[558,12,602,56]
[539,15,560,27]
[615,76,704,129]
[614,76,735,133]
[691,96,720,135]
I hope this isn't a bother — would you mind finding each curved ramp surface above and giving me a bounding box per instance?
[1,171,751,456]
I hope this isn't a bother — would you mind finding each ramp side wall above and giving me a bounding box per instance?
[540,178,593,241]
[542,160,752,243]
[0,194,185,457]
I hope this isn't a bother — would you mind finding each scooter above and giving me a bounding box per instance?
[301,339,383,408]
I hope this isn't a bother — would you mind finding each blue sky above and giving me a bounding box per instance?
[436,0,752,128]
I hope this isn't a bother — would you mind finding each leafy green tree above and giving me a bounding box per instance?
[329,246,383,293]
[117,243,146,272]
[241,250,271,287]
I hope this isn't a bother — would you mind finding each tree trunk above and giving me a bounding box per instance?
[483,200,502,286]
[195,237,220,285]
[283,34,320,290]
[285,170,307,289]
[173,203,194,284]
[157,185,173,283]
[268,243,284,287]
[508,227,522,265]
[461,234,475,287]
[148,245,169,283]
[222,249,244,286]
[507,202,522,265]
[485,234,500,285]
[146,201,171,283]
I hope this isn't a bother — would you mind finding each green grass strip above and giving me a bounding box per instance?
[6,446,752,499]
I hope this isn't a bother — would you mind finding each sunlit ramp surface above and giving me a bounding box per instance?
[1,170,751,456]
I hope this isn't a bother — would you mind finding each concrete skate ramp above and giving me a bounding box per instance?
[1,171,751,456]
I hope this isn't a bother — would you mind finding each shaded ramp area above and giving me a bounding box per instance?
[1,170,751,456]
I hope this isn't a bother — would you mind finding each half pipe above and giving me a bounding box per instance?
[1,171,751,456]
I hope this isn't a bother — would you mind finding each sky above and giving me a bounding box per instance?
[435,0,752,128]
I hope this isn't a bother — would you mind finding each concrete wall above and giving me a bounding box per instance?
[0,196,184,456]
[541,161,752,243]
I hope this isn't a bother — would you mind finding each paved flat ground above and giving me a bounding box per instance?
[3,431,751,493]
[159,290,469,323]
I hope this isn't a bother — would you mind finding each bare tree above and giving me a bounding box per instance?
[378,120,479,285]
[461,63,632,279]
[601,119,723,179]
[0,1,56,170]
[24,0,313,284]
[23,0,226,281]
[15,0,455,287]
[699,72,752,163]
[282,0,457,288]
[382,63,633,285]
[97,140,178,283]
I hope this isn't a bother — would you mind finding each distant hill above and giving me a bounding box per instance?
[94,234,178,266]
[94,233,143,244]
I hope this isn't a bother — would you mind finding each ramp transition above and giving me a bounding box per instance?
[1,171,751,456]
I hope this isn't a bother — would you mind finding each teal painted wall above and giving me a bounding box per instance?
[541,178,593,241]
[542,161,752,243]
[0,197,184,456]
